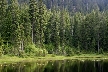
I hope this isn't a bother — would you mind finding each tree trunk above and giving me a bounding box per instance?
[32,26,34,43]
[98,33,100,53]
[21,41,24,50]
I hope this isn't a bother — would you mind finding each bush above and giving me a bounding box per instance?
[45,44,54,54]
[65,47,75,56]
[18,50,25,58]
[24,44,48,57]
[0,47,3,56]
[99,48,104,54]
[25,44,36,54]
[43,49,48,56]
[51,54,56,57]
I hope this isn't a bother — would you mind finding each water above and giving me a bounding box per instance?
[0,59,108,72]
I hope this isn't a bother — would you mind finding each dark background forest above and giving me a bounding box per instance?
[0,0,108,57]
[12,0,108,12]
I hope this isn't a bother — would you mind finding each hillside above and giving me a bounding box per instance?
[8,0,108,12]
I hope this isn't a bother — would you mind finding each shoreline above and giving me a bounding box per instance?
[0,54,108,64]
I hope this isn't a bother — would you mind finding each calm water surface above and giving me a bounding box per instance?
[0,59,108,72]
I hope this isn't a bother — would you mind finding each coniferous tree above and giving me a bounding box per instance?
[59,10,65,49]
[44,9,52,44]
[29,0,38,44]
[38,0,47,47]
[50,10,60,53]
[59,9,70,51]
[0,0,7,41]
[0,0,7,24]
[20,3,31,49]
[6,0,22,55]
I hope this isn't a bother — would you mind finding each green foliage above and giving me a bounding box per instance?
[25,44,48,57]
[65,47,75,56]
[99,48,104,54]
[45,44,54,54]
[0,47,3,56]
[0,0,108,57]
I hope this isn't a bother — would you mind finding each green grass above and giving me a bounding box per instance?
[0,55,25,64]
[0,54,108,64]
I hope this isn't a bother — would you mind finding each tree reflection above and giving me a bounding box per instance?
[0,60,108,72]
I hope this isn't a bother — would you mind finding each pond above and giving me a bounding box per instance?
[0,59,108,72]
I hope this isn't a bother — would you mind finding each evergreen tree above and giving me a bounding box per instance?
[0,0,7,24]
[71,12,83,50]
[59,10,65,48]
[59,9,70,50]
[20,3,31,49]
[29,0,38,44]
[44,9,52,44]
[38,0,47,47]
[50,10,60,53]
[0,0,7,41]
[5,0,22,55]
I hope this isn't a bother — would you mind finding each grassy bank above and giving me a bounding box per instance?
[0,54,108,64]
[37,54,108,60]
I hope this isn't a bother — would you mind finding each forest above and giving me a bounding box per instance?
[0,0,108,57]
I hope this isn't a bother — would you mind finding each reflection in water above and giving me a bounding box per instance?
[0,59,108,72]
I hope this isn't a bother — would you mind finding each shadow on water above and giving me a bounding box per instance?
[0,59,108,72]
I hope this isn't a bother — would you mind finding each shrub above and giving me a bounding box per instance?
[99,48,104,54]
[43,49,48,57]
[65,47,75,56]
[45,44,54,54]
[0,47,3,56]
[24,44,48,57]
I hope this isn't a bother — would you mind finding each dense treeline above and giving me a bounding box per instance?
[0,0,108,57]
[43,0,108,12]
[10,0,108,12]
